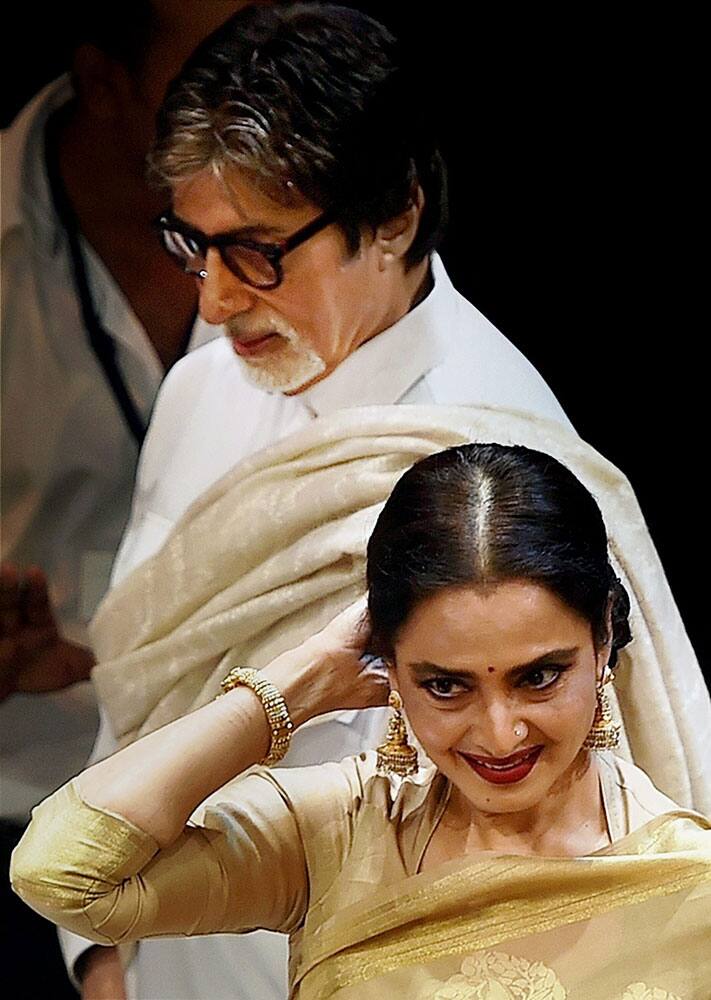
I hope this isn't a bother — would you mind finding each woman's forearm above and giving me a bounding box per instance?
[77,644,320,847]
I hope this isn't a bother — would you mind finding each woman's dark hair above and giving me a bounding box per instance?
[367,444,632,665]
[151,3,447,268]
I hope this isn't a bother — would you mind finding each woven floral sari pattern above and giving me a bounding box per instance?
[424,952,683,1000]
[430,951,566,999]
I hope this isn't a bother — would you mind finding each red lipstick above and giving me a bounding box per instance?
[459,746,543,785]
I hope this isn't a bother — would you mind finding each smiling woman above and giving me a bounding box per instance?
[366,444,633,859]
[10,444,711,998]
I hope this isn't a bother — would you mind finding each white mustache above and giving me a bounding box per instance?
[225,311,296,342]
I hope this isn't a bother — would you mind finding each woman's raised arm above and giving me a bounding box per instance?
[78,597,386,846]
[10,601,388,943]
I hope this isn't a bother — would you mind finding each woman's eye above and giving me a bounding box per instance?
[521,667,563,690]
[423,677,465,698]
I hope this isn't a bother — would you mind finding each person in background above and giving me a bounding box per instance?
[0,3,245,996]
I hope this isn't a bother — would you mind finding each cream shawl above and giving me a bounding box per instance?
[89,405,711,812]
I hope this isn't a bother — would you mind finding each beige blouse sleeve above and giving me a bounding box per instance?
[10,759,362,946]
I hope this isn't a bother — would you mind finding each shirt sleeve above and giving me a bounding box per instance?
[11,772,311,946]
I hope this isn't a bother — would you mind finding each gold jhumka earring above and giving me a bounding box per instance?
[583,666,620,750]
[376,690,419,776]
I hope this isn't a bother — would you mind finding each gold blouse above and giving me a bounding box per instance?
[10,752,443,942]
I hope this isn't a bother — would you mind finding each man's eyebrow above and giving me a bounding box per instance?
[407,648,579,680]
[227,223,286,240]
[169,213,286,240]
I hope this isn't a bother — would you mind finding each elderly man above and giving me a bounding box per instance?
[58,3,623,998]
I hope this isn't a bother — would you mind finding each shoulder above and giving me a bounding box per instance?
[420,259,573,428]
[601,753,686,826]
[194,755,378,890]
[267,751,444,879]
[2,77,72,236]
[603,757,711,867]
[196,754,376,828]
[202,752,439,844]
[260,752,382,830]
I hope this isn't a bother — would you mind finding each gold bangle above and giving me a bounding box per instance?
[218,667,293,767]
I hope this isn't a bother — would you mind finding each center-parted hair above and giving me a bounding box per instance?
[150,2,447,267]
[367,444,632,663]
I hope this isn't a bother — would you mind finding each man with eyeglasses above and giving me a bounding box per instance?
[62,4,575,999]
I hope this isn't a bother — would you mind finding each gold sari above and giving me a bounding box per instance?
[285,754,711,999]
[294,811,710,999]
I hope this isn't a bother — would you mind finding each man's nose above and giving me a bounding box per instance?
[197,249,257,325]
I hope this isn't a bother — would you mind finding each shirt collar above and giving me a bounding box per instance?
[298,254,454,418]
[2,76,74,247]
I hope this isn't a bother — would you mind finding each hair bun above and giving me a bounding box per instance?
[608,574,632,668]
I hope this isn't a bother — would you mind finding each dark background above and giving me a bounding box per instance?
[3,5,706,681]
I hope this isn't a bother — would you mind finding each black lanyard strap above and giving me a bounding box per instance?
[44,106,147,447]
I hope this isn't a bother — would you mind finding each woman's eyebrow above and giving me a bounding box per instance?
[507,648,579,678]
[408,661,473,680]
[407,648,579,680]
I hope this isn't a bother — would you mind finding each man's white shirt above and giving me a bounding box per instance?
[63,253,573,998]
[114,254,572,580]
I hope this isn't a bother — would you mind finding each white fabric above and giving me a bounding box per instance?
[111,253,573,581]
[0,78,217,821]
[88,402,709,812]
[62,256,574,995]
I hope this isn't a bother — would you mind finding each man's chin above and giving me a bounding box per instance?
[235,351,326,395]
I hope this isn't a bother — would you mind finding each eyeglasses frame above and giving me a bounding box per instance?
[154,207,338,290]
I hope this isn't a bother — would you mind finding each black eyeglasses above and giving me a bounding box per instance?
[155,208,337,290]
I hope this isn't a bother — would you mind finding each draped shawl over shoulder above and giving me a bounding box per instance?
[89,405,711,812]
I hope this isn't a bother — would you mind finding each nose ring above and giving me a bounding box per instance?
[513,721,528,740]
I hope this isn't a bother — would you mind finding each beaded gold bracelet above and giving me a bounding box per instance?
[218,667,293,766]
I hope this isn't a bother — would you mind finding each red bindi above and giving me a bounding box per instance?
[487,667,495,674]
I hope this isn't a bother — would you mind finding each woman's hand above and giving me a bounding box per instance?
[264,596,391,726]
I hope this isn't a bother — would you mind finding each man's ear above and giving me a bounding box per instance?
[376,186,425,266]
[71,44,130,122]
